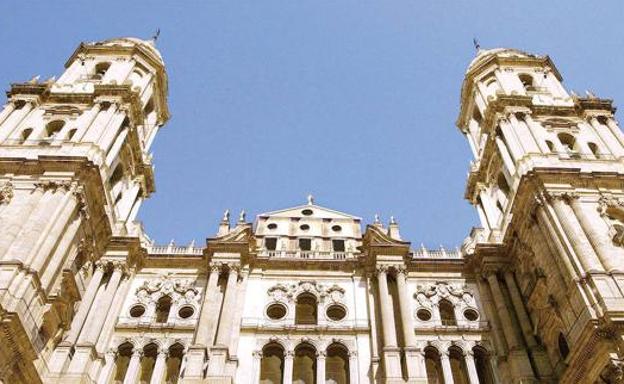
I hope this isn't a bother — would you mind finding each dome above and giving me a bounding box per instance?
[98,37,164,65]
[467,48,536,73]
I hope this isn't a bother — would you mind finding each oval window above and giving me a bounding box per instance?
[463,308,479,321]
[416,308,432,321]
[266,303,287,320]
[178,306,195,319]
[129,305,145,318]
[326,305,347,321]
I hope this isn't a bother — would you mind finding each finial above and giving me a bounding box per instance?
[472,37,481,52]
[222,209,230,222]
[238,209,246,223]
[307,194,314,205]
[389,216,396,225]
[151,28,161,43]
[374,214,380,224]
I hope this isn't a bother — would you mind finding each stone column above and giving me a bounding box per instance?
[486,273,521,349]
[376,266,398,348]
[80,263,124,344]
[215,265,240,347]
[439,351,455,384]
[283,351,294,384]
[64,261,106,344]
[96,350,117,384]
[503,271,537,348]
[568,196,617,271]
[123,349,143,384]
[464,351,480,384]
[150,350,168,384]
[316,351,326,384]
[550,194,603,272]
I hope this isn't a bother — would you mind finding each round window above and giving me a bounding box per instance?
[178,306,195,319]
[129,305,145,318]
[299,224,310,231]
[266,303,287,320]
[331,225,342,232]
[267,223,278,230]
[416,308,432,321]
[301,209,313,216]
[326,305,347,321]
[463,308,479,321]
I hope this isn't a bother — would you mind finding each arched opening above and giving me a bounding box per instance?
[519,74,535,91]
[558,332,570,360]
[139,343,158,383]
[449,346,469,384]
[295,293,317,325]
[293,343,316,384]
[260,343,285,384]
[112,342,133,383]
[93,62,111,80]
[438,299,456,326]
[19,128,33,144]
[155,296,172,323]
[45,120,65,139]
[588,142,600,158]
[473,346,495,384]
[424,347,444,384]
[165,343,184,384]
[326,343,349,384]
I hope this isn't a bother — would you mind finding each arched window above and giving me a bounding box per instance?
[449,346,469,384]
[260,343,285,384]
[558,332,570,360]
[438,299,456,326]
[139,343,158,384]
[19,128,33,144]
[326,343,349,384]
[165,343,184,384]
[155,296,172,323]
[45,120,65,139]
[424,347,444,384]
[519,74,535,91]
[112,342,133,383]
[473,346,495,384]
[93,62,111,80]
[293,343,316,384]
[295,293,317,325]
[588,142,600,158]
[558,133,577,155]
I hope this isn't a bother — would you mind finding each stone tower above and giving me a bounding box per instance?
[0,37,169,383]
[458,48,624,383]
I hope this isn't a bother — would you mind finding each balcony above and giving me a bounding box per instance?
[257,250,356,260]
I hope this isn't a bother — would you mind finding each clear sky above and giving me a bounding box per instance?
[1,2,624,247]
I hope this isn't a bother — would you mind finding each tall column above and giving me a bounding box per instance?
[150,350,168,384]
[439,351,455,384]
[64,261,105,344]
[550,194,604,272]
[123,349,143,384]
[283,351,294,384]
[464,351,480,384]
[568,196,617,271]
[215,265,240,347]
[316,351,326,384]
[376,266,398,348]
[503,271,537,348]
[486,273,521,349]
[80,263,124,344]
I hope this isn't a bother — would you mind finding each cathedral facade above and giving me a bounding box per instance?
[0,37,623,384]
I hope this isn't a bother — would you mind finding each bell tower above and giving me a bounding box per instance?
[459,48,624,383]
[0,37,169,383]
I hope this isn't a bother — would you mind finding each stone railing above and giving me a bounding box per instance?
[412,246,462,259]
[147,244,204,256]
[257,250,357,260]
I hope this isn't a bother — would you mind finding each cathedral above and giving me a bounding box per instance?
[0,36,624,384]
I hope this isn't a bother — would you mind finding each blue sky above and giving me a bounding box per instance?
[2,2,624,247]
